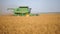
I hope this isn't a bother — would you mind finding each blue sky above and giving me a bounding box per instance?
[0,0,60,14]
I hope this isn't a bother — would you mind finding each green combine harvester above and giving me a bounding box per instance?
[8,6,39,16]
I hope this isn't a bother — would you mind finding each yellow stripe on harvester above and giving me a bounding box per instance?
[26,14,29,17]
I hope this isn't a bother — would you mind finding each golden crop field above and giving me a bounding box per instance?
[0,14,60,34]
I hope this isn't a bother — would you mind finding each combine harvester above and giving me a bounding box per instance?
[8,6,39,16]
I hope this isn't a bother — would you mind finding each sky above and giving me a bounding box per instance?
[0,0,60,15]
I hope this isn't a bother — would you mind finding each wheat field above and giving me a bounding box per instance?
[0,14,60,34]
